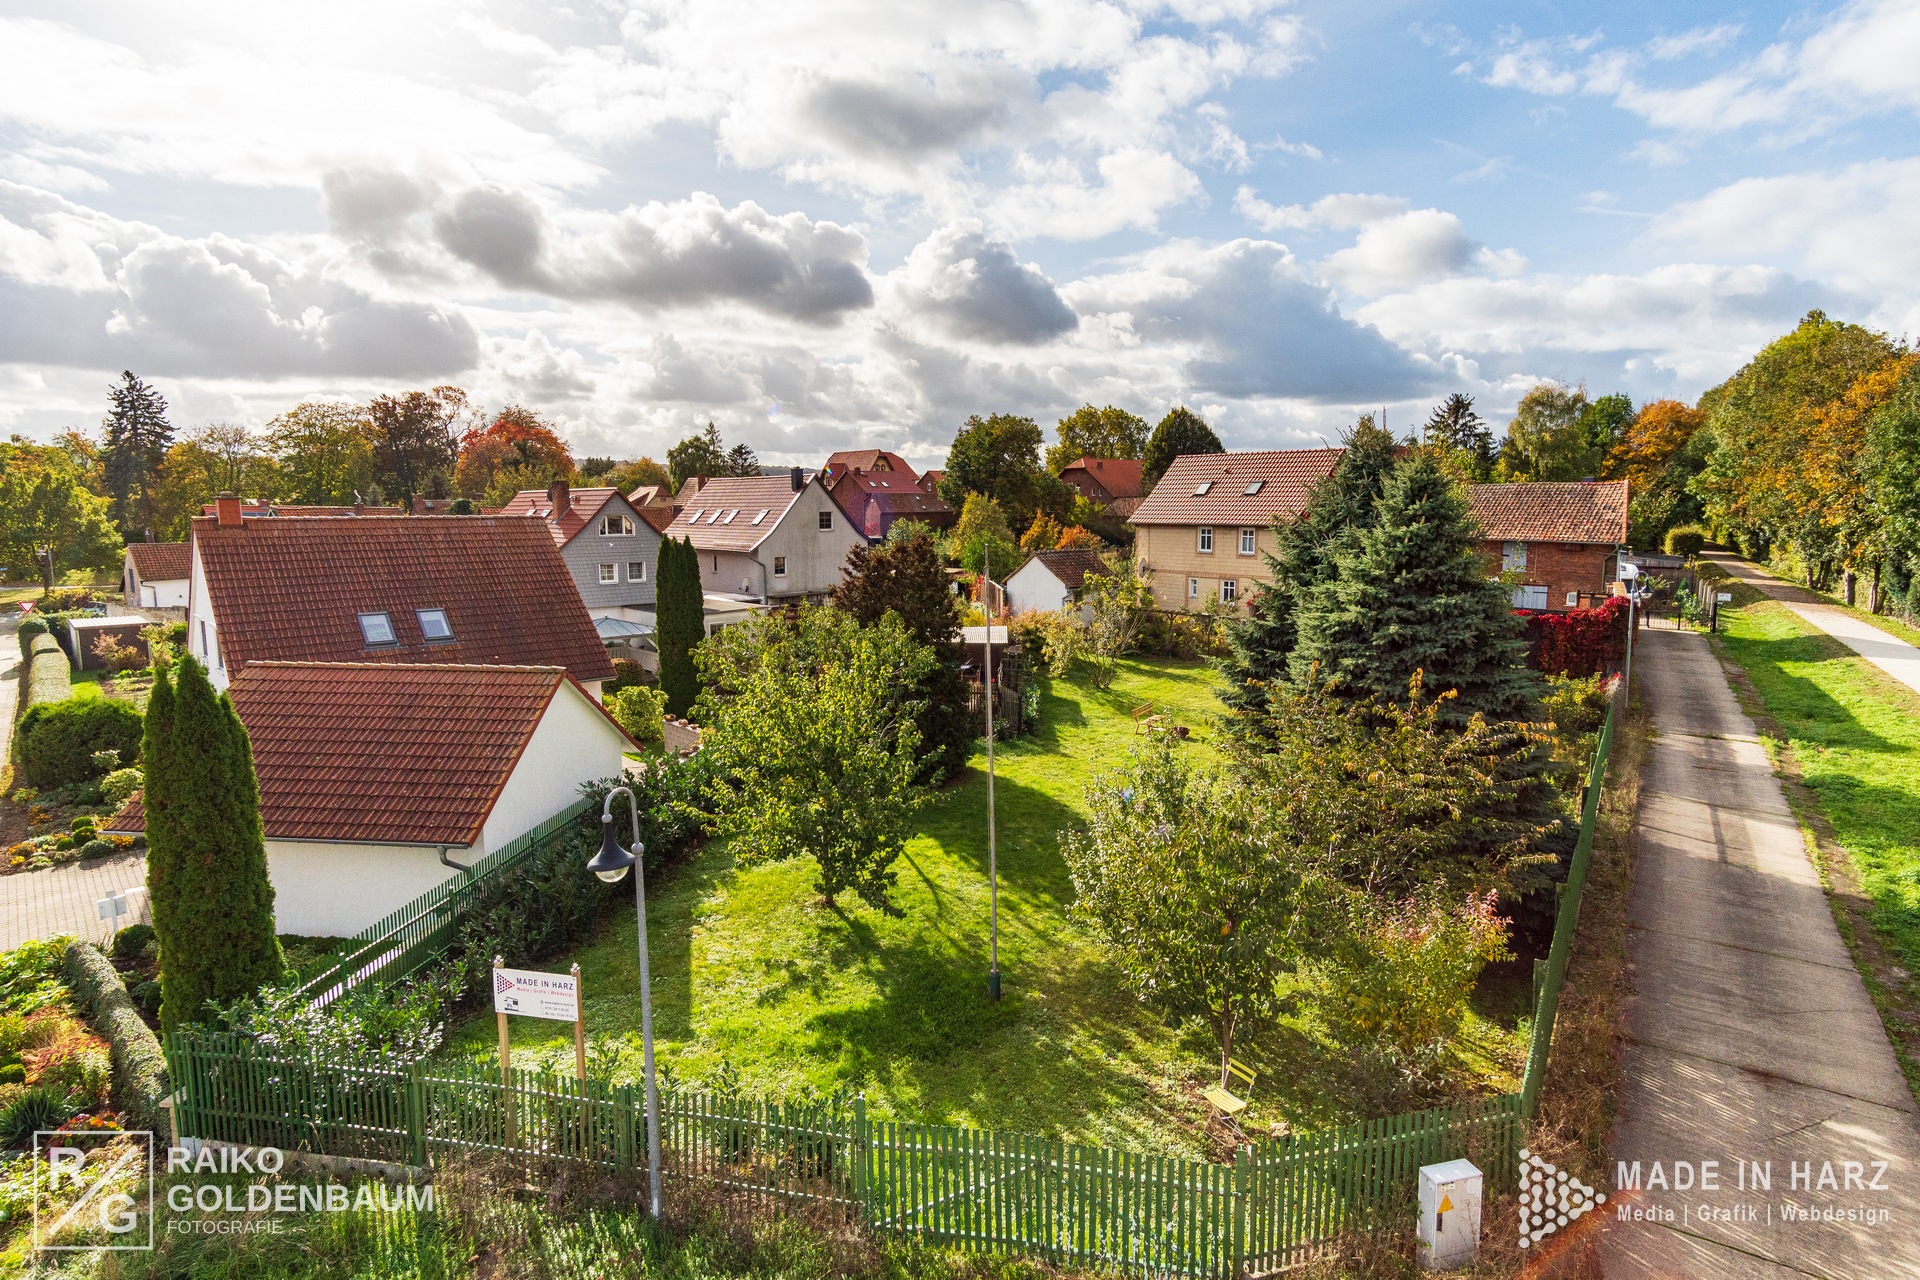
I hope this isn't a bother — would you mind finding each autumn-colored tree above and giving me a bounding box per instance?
[148,424,285,538]
[455,406,574,498]
[1020,511,1064,551]
[1055,525,1104,550]
[602,456,672,495]
[1606,400,1703,489]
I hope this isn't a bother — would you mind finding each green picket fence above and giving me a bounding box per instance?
[166,1031,1518,1276]
[294,799,593,1005]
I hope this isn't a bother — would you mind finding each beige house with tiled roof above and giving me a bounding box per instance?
[666,469,861,603]
[1467,480,1629,611]
[1129,449,1343,610]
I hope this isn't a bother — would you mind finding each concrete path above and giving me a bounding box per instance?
[1600,628,1920,1278]
[0,851,150,951]
[1710,552,1920,699]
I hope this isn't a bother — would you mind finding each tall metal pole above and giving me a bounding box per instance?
[985,544,1000,1001]
[630,796,662,1218]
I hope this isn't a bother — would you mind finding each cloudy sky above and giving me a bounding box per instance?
[1,1,1915,467]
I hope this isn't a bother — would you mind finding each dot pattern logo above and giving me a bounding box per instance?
[1519,1148,1605,1247]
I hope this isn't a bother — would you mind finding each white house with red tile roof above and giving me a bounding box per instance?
[665,468,861,603]
[122,542,191,611]
[185,493,614,695]
[104,662,633,936]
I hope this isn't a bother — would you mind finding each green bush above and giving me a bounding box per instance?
[133,981,162,1018]
[0,937,72,1015]
[0,1063,22,1085]
[17,614,48,657]
[112,924,157,961]
[0,1085,75,1144]
[1663,525,1708,559]
[607,684,665,745]
[23,633,71,707]
[102,766,144,808]
[79,839,116,860]
[15,697,143,789]
[62,942,170,1133]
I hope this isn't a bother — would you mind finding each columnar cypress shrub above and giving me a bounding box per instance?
[151,656,283,1034]
[1289,452,1538,726]
[656,536,705,719]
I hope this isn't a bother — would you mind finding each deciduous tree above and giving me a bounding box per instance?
[947,492,1021,578]
[937,413,1066,531]
[367,387,467,500]
[696,608,933,913]
[266,402,375,505]
[0,439,122,594]
[1140,406,1223,492]
[1497,382,1596,481]
[455,406,574,498]
[1048,404,1148,474]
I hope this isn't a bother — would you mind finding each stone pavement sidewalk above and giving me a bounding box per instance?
[1599,627,1920,1278]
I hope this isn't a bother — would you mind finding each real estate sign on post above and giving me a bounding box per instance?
[493,965,581,1021]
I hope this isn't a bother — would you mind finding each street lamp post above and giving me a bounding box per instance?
[1619,561,1640,694]
[983,545,1001,1002]
[586,787,661,1218]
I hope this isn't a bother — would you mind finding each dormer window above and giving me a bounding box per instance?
[417,608,453,642]
[1193,481,1213,496]
[600,514,634,536]
[358,612,396,646]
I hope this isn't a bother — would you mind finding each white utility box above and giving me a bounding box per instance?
[1417,1159,1482,1270]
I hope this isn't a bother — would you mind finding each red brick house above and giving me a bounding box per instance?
[1058,456,1146,519]
[1466,480,1629,611]
[821,450,955,542]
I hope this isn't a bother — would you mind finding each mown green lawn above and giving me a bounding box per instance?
[445,658,1527,1151]
[1716,597,1920,967]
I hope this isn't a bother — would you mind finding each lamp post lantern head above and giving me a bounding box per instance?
[1619,561,1640,581]
[588,812,638,884]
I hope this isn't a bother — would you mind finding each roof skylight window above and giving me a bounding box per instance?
[357,612,396,646]
[417,609,452,642]
[1193,481,1213,496]
[1244,481,1265,496]
[752,509,770,525]
[722,509,739,523]
[687,509,703,522]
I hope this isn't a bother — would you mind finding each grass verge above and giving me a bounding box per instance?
[1709,581,1920,1103]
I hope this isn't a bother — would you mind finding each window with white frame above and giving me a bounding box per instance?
[599,514,634,536]
[774,555,788,577]
[1197,526,1214,553]
[1220,579,1238,604]
[1502,540,1528,571]
[628,561,647,582]
[1238,528,1256,555]
[416,608,452,641]
[1188,577,1200,599]
[357,611,396,645]
[818,510,833,530]
[598,563,617,584]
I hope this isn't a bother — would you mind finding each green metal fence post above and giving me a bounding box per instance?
[1230,1145,1248,1280]
[406,1060,427,1169]
[852,1095,871,1225]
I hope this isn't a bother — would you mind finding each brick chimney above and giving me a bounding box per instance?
[547,478,571,514]
[412,494,428,515]
[214,491,244,528]
[790,466,804,492]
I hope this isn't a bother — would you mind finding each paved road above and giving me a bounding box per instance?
[1600,627,1920,1276]
[1711,552,1920,699]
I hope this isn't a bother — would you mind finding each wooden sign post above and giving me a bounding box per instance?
[492,957,588,1148]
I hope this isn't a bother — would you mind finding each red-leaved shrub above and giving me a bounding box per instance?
[1519,596,1630,677]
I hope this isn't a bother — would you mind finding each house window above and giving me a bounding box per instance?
[416,609,452,642]
[628,561,647,582]
[752,509,770,525]
[1193,481,1213,496]
[1221,579,1238,604]
[1513,584,1550,610]
[199,620,209,656]
[1197,526,1214,553]
[1238,528,1256,555]
[1243,480,1264,496]
[774,556,788,577]
[1502,541,1528,571]
[722,510,739,523]
[818,510,833,530]
[687,509,703,523]
[599,514,634,536]
[357,612,396,646]
[599,563,617,584]
[1188,577,1200,599]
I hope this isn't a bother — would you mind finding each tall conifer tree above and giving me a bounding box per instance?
[101,371,174,537]
[1220,416,1399,727]
[656,537,705,718]
[1288,453,1536,726]
[152,656,283,1033]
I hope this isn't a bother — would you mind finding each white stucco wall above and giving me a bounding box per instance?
[266,839,461,937]
[140,578,189,608]
[1005,559,1073,614]
[184,540,229,690]
[264,680,628,938]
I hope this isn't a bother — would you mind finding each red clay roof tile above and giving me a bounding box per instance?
[1129,450,1343,526]
[126,542,191,582]
[1468,481,1629,545]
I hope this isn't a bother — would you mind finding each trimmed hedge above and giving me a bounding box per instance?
[1663,525,1708,559]
[1520,595,1631,678]
[24,633,71,708]
[61,941,169,1134]
[17,614,48,658]
[16,697,143,789]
